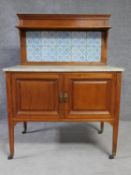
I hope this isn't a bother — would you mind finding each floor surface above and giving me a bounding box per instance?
[0,120,131,175]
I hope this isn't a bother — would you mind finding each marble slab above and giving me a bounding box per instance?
[3,65,124,72]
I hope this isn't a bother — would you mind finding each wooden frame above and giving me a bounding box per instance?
[4,14,123,160]
[6,71,122,160]
[17,14,111,65]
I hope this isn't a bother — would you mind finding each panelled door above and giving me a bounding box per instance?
[11,72,116,120]
[63,73,115,119]
[11,73,63,120]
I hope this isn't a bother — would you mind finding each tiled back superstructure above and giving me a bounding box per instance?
[26,31,102,62]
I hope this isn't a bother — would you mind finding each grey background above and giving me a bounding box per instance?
[0,0,130,120]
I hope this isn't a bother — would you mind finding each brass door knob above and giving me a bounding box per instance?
[59,92,64,103]
[59,92,68,103]
[63,92,68,103]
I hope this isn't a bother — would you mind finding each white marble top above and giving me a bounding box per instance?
[3,65,124,72]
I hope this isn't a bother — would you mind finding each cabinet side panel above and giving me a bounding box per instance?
[5,73,13,118]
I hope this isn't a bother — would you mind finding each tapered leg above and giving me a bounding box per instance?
[109,120,119,159]
[8,121,14,159]
[109,73,121,159]
[98,122,104,134]
[22,122,27,134]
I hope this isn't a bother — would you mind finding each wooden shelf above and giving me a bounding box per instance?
[17,14,111,30]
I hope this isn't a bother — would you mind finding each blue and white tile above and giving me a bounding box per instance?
[71,32,87,46]
[57,45,71,61]
[72,46,87,61]
[26,31,102,62]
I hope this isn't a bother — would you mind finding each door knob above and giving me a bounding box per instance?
[59,92,64,103]
[63,92,68,103]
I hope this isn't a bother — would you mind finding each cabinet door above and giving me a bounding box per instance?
[64,73,115,119]
[11,73,63,120]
